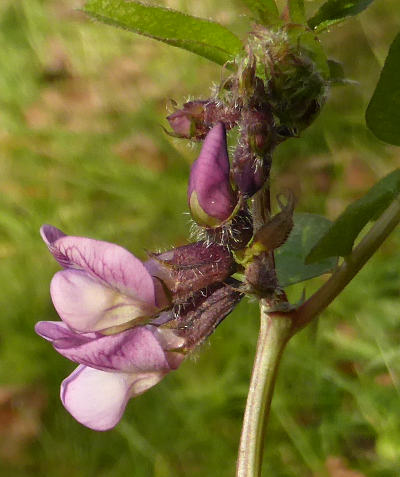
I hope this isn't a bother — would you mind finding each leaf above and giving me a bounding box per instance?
[307,169,400,263]
[288,0,305,24]
[275,213,337,287]
[328,59,355,86]
[83,0,243,66]
[308,0,375,31]
[239,0,280,25]
[366,33,400,146]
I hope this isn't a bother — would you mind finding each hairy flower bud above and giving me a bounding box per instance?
[188,123,238,227]
[232,109,275,198]
[145,241,236,304]
[252,192,295,252]
[166,280,243,350]
[166,100,240,140]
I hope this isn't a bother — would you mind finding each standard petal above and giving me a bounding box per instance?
[50,269,156,332]
[61,365,165,431]
[42,232,156,307]
[36,321,184,372]
[188,122,236,225]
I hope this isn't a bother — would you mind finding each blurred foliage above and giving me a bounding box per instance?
[0,0,400,476]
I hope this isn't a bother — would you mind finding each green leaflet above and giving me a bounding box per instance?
[307,170,400,263]
[239,0,281,26]
[366,32,400,146]
[276,213,337,287]
[84,0,243,66]
[308,0,375,32]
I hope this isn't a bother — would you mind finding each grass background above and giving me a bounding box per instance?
[1,0,400,475]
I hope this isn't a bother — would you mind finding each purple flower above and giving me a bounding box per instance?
[37,225,184,430]
[37,225,242,431]
[40,225,169,333]
[35,321,184,431]
[188,123,237,227]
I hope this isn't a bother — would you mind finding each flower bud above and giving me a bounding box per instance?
[166,100,240,140]
[232,145,271,198]
[166,280,243,350]
[188,123,238,227]
[167,100,209,139]
[232,109,274,198]
[252,192,295,252]
[145,241,236,304]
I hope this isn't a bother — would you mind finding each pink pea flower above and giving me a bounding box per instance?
[36,225,183,430]
[36,226,242,431]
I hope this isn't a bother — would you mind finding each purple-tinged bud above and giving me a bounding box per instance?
[145,241,236,304]
[232,109,275,198]
[232,145,271,198]
[244,109,275,155]
[167,100,208,139]
[188,123,238,227]
[166,280,243,350]
[166,100,240,140]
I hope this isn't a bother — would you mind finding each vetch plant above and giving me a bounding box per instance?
[36,0,400,475]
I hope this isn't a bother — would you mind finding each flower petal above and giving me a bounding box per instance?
[35,321,184,372]
[61,365,165,431]
[50,269,156,332]
[35,321,96,346]
[41,229,156,307]
[40,224,66,247]
[188,122,236,225]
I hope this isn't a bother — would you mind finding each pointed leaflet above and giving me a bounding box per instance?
[366,33,400,146]
[307,170,400,263]
[275,214,337,287]
[83,0,242,66]
[239,0,280,25]
[308,0,375,31]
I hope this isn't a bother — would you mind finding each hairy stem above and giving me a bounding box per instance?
[294,194,400,330]
[236,302,293,477]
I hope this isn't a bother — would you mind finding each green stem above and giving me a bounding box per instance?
[236,301,293,477]
[294,194,400,330]
[236,195,400,477]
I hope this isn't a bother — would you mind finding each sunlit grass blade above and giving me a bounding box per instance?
[83,0,243,66]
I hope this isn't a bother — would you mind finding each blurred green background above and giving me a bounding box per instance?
[1,1,400,476]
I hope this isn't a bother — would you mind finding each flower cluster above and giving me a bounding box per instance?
[37,24,326,429]
[36,125,246,431]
